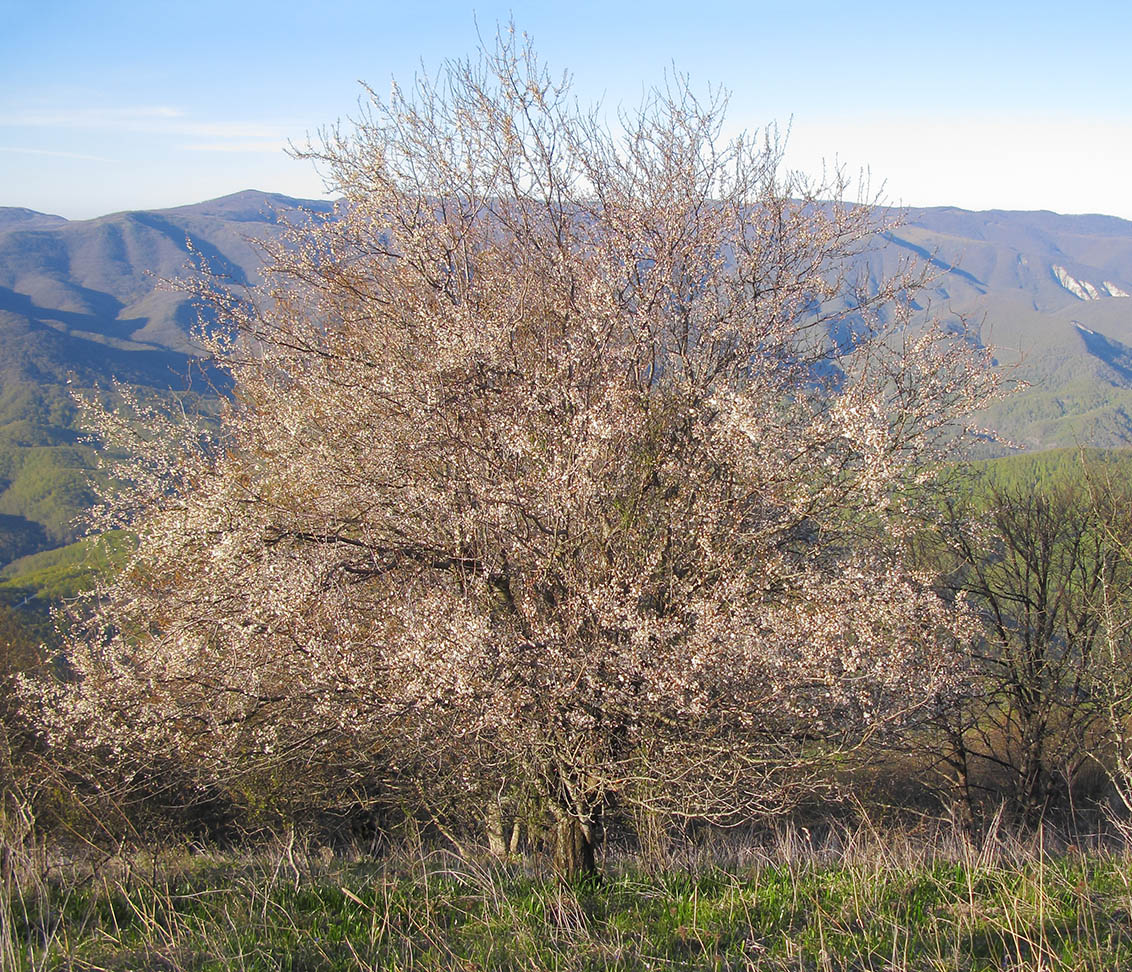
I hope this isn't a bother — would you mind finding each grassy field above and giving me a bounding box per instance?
[5,826,1132,971]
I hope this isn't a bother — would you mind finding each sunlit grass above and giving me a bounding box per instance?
[5,829,1132,971]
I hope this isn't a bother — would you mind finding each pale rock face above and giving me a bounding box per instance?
[1052,265,1128,300]
[1053,265,1100,300]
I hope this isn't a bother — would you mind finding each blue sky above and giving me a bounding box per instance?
[3,0,1130,219]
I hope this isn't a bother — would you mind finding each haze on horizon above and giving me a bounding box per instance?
[3,0,1131,222]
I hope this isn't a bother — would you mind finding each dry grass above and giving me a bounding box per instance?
[3,818,1132,970]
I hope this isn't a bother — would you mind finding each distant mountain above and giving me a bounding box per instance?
[0,189,334,356]
[0,208,68,232]
[1,189,1131,570]
[873,208,1132,449]
[0,190,336,572]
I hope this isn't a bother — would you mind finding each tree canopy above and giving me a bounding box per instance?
[45,31,999,876]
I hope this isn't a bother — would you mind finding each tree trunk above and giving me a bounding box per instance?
[487,796,525,857]
[552,808,597,881]
[486,800,508,857]
[1015,719,1049,827]
[945,726,977,839]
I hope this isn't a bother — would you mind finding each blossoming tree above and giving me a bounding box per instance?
[49,32,997,876]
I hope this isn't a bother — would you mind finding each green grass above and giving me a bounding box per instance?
[6,839,1132,971]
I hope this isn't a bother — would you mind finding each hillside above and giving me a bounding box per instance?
[1,190,1131,571]
[0,189,334,354]
[880,208,1132,449]
[0,190,337,569]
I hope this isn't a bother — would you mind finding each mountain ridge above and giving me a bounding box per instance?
[1,189,1131,569]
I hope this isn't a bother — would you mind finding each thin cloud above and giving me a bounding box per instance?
[180,140,289,153]
[0,106,182,127]
[0,106,289,140]
[0,146,114,162]
[172,122,290,139]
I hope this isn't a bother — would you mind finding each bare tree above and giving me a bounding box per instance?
[928,466,1132,829]
[1073,462,1132,827]
[43,30,997,877]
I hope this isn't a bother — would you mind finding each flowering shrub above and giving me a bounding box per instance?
[43,29,999,875]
